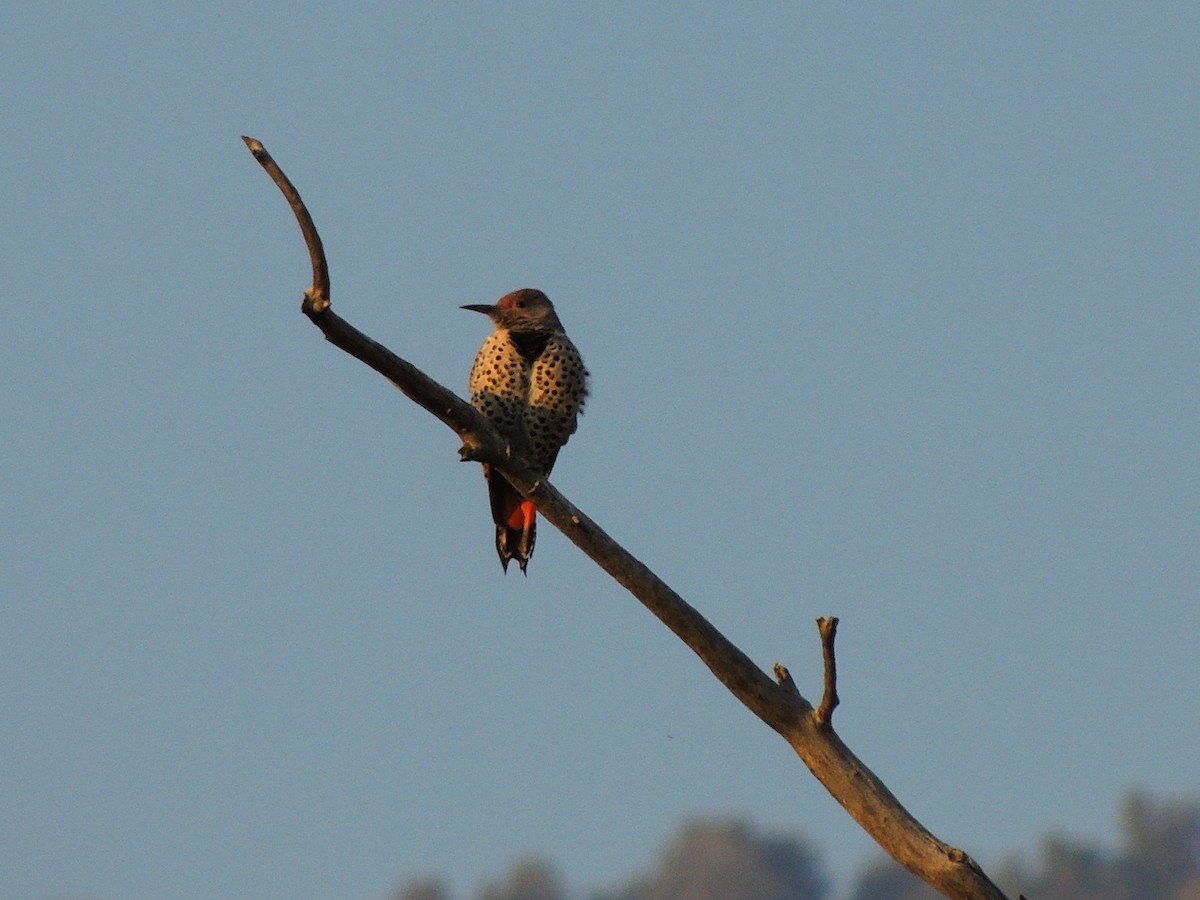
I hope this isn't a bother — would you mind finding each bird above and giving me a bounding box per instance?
[463,288,588,574]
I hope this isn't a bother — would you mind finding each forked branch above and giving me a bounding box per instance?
[816,616,840,727]
[242,137,1014,900]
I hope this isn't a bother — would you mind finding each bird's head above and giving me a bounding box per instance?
[462,288,564,332]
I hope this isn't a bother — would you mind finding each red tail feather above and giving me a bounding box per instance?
[483,464,536,574]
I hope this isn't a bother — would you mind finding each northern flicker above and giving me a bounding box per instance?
[463,288,588,574]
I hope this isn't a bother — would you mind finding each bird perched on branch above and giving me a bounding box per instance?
[464,289,588,574]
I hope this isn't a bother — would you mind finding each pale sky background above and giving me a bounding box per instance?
[3,4,1198,899]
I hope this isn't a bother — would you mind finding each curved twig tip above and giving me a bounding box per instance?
[242,136,331,304]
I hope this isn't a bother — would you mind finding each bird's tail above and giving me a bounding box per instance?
[483,465,535,574]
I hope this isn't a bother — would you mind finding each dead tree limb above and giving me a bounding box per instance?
[242,136,1015,900]
[815,616,841,727]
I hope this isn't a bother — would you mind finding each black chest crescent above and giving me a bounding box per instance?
[507,330,553,363]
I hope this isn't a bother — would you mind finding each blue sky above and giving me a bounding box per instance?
[3,4,1198,898]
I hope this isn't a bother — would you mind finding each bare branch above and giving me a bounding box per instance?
[242,136,330,308]
[242,137,1013,900]
[815,616,840,727]
[773,661,801,698]
[242,136,500,456]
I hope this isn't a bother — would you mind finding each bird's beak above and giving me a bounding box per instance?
[460,304,496,315]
